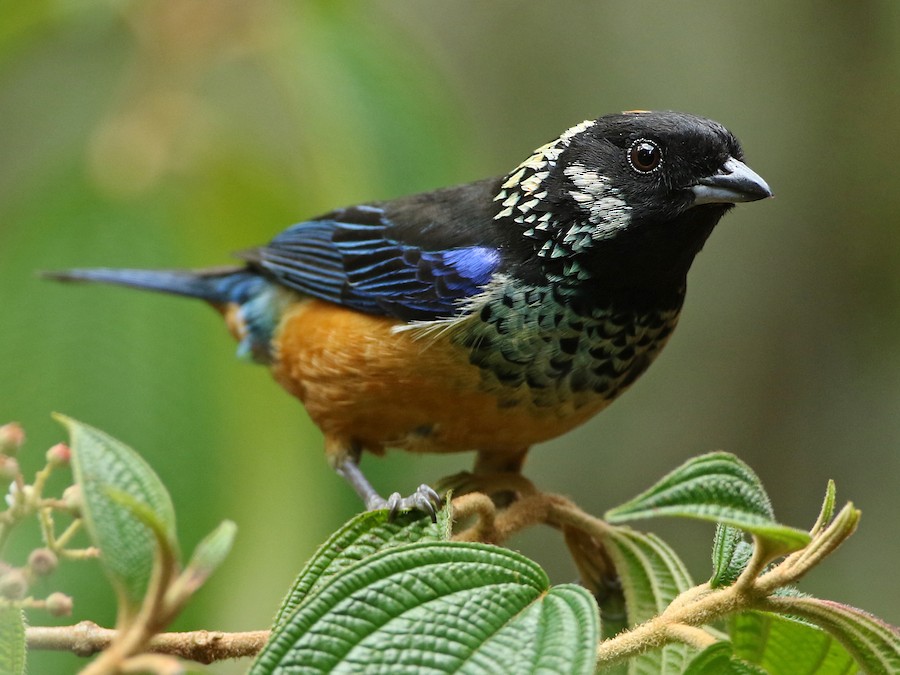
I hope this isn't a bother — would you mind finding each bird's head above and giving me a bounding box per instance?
[496,111,771,301]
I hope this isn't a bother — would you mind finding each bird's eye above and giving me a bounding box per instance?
[628,139,662,174]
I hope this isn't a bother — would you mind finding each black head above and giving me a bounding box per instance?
[496,111,771,303]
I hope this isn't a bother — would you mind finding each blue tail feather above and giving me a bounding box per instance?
[42,267,260,305]
[44,266,289,365]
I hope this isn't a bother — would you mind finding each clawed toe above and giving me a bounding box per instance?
[369,484,443,522]
[338,451,442,522]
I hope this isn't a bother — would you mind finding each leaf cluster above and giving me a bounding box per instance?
[1,419,898,674]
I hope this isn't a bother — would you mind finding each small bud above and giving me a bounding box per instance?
[0,569,28,600]
[0,456,19,482]
[29,548,58,577]
[45,592,73,617]
[0,423,25,456]
[62,484,82,515]
[46,443,71,467]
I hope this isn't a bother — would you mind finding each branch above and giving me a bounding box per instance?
[26,622,270,664]
[665,623,718,649]
[451,488,850,668]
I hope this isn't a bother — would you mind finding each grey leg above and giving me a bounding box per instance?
[335,452,442,522]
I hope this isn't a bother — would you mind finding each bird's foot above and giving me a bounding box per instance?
[366,484,443,522]
[334,449,443,522]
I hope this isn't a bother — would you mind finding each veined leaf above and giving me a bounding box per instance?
[104,486,178,557]
[771,596,900,673]
[0,605,26,675]
[710,524,753,588]
[604,526,694,624]
[601,526,694,674]
[254,541,598,675]
[57,414,177,617]
[272,508,449,631]
[605,452,809,554]
[730,611,856,674]
[683,642,767,674]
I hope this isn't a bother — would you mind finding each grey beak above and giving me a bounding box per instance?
[691,157,773,205]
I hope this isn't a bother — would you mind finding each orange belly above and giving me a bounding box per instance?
[270,299,611,456]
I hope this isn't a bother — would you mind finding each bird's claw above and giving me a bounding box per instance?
[367,484,442,523]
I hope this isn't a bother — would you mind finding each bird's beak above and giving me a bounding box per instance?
[691,157,772,205]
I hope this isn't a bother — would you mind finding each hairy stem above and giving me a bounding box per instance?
[665,623,719,649]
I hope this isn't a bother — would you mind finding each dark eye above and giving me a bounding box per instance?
[628,139,662,174]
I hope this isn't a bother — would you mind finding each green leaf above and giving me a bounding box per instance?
[730,611,856,674]
[604,526,694,623]
[174,520,237,598]
[185,520,236,580]
[683,642,767,674]
[104,486,177,557]
[272,507,449,631]
[771,596,900,673]
[254,541,599,675]
[790,502,860,576]
[605,452,810,554]
[0,605,26,675]
[710,525,753,588]
[810,480,837,536]
[602,526,694,673]
[57,414,177,617]
[599,587,628,643]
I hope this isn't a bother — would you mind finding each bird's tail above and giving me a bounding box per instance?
[42,266,260,306]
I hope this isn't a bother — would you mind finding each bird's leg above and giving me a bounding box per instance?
[334,447,382,509]
[473,447,529,476]
[475,448,531,507]
[330,440,442,521]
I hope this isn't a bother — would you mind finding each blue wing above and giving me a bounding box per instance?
[242,203,502,321]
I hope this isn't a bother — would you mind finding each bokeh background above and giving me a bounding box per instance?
[2,2,899,672]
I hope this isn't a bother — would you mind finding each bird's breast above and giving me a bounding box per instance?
[267,285,679,454]
[451,281,680,408]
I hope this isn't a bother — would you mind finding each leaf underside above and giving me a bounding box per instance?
[602,526,695,674]
[57,414,177,613]
[730,611,856,674]
[0,605,26,675]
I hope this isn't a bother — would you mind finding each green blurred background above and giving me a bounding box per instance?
[2,2,899,672]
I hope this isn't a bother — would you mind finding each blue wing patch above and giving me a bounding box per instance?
[245,206,500,321]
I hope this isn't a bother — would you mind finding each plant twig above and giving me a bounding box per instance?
[665,623,718,649]
[20,486,864,669]
[26,622,270,664]
[81,531,191,674]
[451,488,861,669]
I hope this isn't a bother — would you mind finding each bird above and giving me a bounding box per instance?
[46,110,772,518]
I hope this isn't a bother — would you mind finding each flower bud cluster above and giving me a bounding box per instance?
[0,422,77,617]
